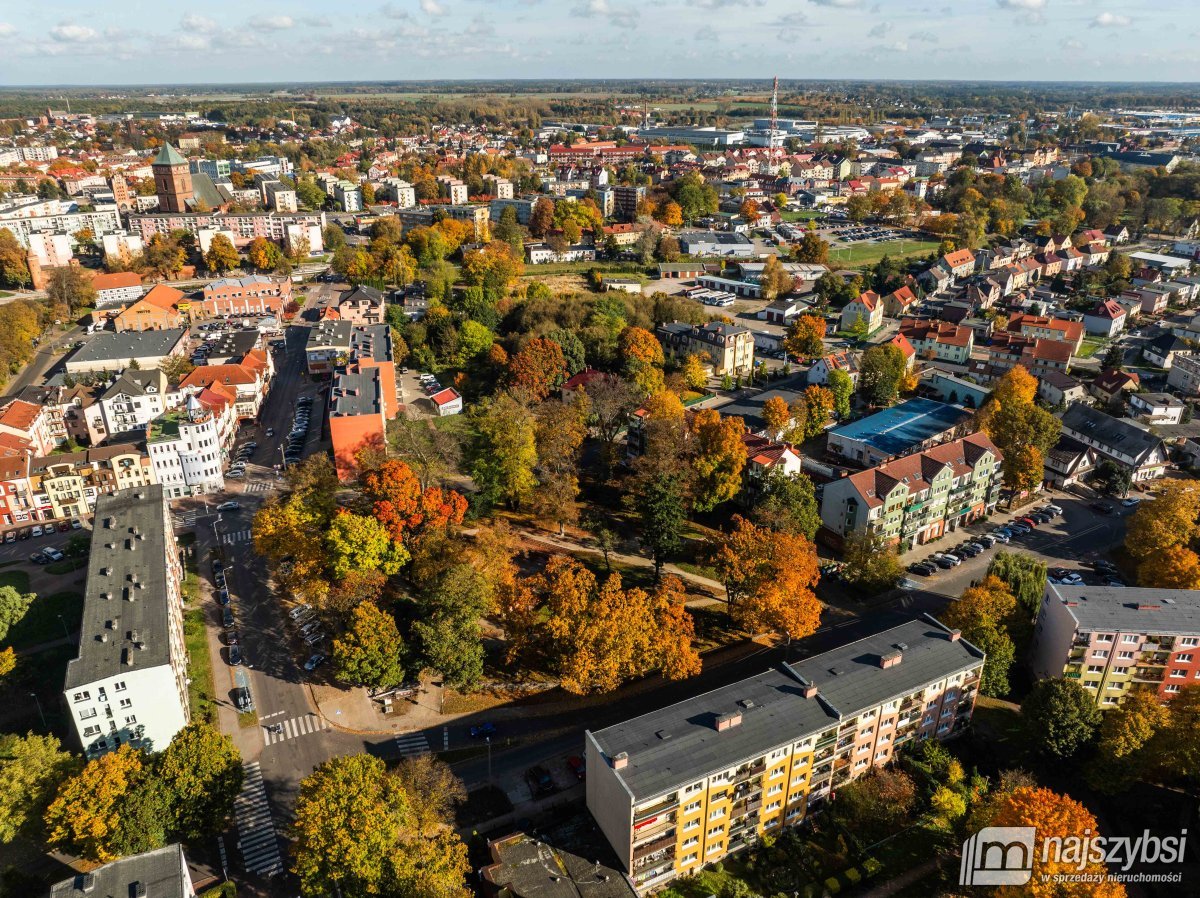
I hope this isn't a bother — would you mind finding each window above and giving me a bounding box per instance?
[124,715,137,725]
[1093,650,1109,659]
[768,784,783,796]
[879,732,891,743]
[684,801,701,813]
[1118,651,1134,660]
[766,801,782,811]
[1088,664,1104,673]
[119,698,132,709]
[1178,654,1194,663]
[1170,670,1186,678]
[1165,685,1181,694]
[706,844,723,855]
[683,820,700,832]
[854,759,869,770]
[1122,634,1138,644]
[770,766,785,778]
[72,691,90,703]
[1180,637,1198,648]
[682,853,698,864]
[1096,634,1114,643]
[78,708,97,720]
[682,836,699,848]
[709,808,725,821]
[707,825,725,838]
[684,782,704,795]
[83,725,100,737]
[876,751,889,761]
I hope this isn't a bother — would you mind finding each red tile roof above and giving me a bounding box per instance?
[91,271,142,291]
[0,400,42,431]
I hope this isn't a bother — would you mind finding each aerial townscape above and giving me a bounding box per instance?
[3,4,1200,898]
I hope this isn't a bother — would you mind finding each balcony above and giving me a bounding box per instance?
[632,832,677,861]
[732,798,762,816]
[1132,668,1164,683]
[634,796,679,824]
[814,747,834,762]
[632,811,676,842]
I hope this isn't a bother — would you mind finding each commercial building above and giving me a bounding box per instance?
[677,231,755,258]
[585,618,984,892]
[28,444,155,522]
[114,284,187,333]
[66,328,189,376]
[197,275,292,318]
[1059,404,1169,483]
[327,324,398,481]
[305,319,354,375]
[819,431,1002,550]
[48,844,195,898]
[63,485,189,757]
[146,395,232,498]
[1032,585,1200,705]
[656,322,755,377]
[91,271,144,308]
[826,398,972,468]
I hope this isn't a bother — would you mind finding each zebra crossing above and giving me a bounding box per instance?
[173,510,199,527]
[263,713,332,746]
[394,731,430,758]
[234,762,283,877]
[244,481,275,493]
[221,529,252,546]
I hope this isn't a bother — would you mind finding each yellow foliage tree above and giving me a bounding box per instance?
[762,395,791,440]
[44,744,143,864]
[690,408,748,512]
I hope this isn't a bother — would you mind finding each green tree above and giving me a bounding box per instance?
[0,733,79,844]
[45,265,97,316]
[1086,689,1170,793]
[859,343,906,407]
[156,723,243,840]
[841,529,903,594]
[296,177,327,210]
[827,367,854,419]
[633,472,687,578]
[0,585,34,642]
[986,551,1047,618]
[469,392,538,509]
[940,576,1021,697]
[414,564,487,691]
[1021,678,1101,760]
[494,205,524,256]
[204,233,240,274]
[332,601,407,690]
[752,469,820,539]
[325,512,409,580]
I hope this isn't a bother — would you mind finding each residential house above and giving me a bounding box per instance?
[177,353,270,422]
[890,333,916,370]
[985,333,1072,379]
[839,291,883,334]
[656,322,755,377]
[760,297,810,325]
[83,368,175,444]
[1129,392,1186,426]
[430,387,463,417]
[114,284,186,333]
[0,399,58,455]
[940,248,976,280]
[1043,435,1097,489]
[742,433,803,482]
[91,271,144,308]
[1031,585,1200,706]
[28,444,154,521]
[328,285,386,325]
[48,844,196,898]
[1168,352,1200,395]
[899,319,974,365]
[1059,404,1169,483]
[1091,368,1140,405]
[304,319,354,375]
[526,243,597,264]
[146,394,233,498]
[825,398,973,469]
[64,486,189,757]
[1143,333,1190,369]
[1037,371,1087,408]
[1006,313,1084,354]
[881,285,919,318]
[196,275,292,318]
[807,351,860,388]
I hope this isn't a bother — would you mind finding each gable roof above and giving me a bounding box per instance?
[136,283,186,313]
[1092,367,1139,393]
[91,271,142,292]
[855,290,880,312]
[0,399,42,431]
[179,364,260,391]
[943,248,975,269]
[1061,403,1166,464]
[844,431,1002,507]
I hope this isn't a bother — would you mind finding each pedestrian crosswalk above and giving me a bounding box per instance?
[244,481,274,492]
[394,731,430,758]
[221,529,252,546]
[234,762,283,877]
[173,511,199,527]
[263,713,331,746]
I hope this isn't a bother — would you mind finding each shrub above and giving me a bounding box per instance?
[844,868,862,885]
[824,877,841,894]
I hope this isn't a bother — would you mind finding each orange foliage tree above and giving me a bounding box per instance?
[762,395,791,440]
[360,459,467,545]
[619,326,666,396]
[690,408,748,511]
[505,336,567,402]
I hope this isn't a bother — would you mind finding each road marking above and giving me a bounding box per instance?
[234,762,283,877]
[244,481,274,493]
[443,726,449,750]
[222,529,252,545]
[263,713,331,746]
[173,511,198,527]
[394,732,430,758]
[261,709,287,720]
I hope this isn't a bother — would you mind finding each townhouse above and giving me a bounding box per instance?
[985,333,1072,379]
[656,322,755,378]
[146,393,234,498]
[1006,313,1084,354]
[586,618,984,892]
[1083,299,1127,337]
[1032,585,1200,706]
[177,350,271,421]
[898,319,974,365]
[839,291,883,334]
[0,399,59,455]
[64,485,189,757]
[1167,351,1200,395]
[881,285,919,318]
[82,369,175,444]
[91,271,144,308]
[196,275,292,318]
[325,285,386,325]
[28,444,154,522]
[1059,404,1168,484]
[819,431,1002,550]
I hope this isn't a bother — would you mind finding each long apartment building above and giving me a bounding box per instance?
[819,432,1003,551]
[63,486,189,757]
[586,618,984,893]
[1032,585,1200,706]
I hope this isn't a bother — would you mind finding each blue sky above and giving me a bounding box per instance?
[0,0,1197,85]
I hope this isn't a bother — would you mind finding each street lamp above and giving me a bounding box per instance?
[485,736,493,785]
[28,692,46,729]
[55,613,69,640]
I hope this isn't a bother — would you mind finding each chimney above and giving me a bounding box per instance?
[611,752,629,770]
[715,710,743,732]
[879,650,903,669]
[803,684,819,699]
[949,629,962,642]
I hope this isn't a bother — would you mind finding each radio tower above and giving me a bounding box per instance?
[769,75,779,138]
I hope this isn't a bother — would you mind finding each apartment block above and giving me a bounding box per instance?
[656,322,755,377]
[819,431,1002,550]
[437,176,469,205]
[1032,585,1200,705]
[146,395,234,499]
[49,844,195,898]
[586,618,984,892]
[63,485,189,757]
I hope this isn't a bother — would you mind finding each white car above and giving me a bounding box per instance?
[289,603,313,620]
[217,501,241,512]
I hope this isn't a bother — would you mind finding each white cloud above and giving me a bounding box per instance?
[1060,37,1084,49]
[248,15,295,30]
[0,23,16,36]
[909,29,938,43]
[420,0,447,15]
[995,0,1045,9]
[695,0,762,7]
[49,22,98,42]
[173,34,212,51]
[810,0,861,6]
[301,16,332,27]
[868,22,889,37]
[1092,12,1130,27]
[181,14,219,33]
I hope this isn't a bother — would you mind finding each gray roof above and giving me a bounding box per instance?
[205,329,261,361]
[715,387,804,434]
[330,367,384,418]
[64,486,174,690]
[1060,403,1166,463]
[349,324,393,362]
[306,319,354,351]
[49,843,188,898]
[1050,584,1200,635]
[70,329,187,367]
[588,618,982,801]
[483,814,637,898]
[101,368,168,401]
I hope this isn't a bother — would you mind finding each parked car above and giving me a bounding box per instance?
[303,631,325,646]
[525,765,555,797]
[1008,522,1031,534]
[229,643,243,666]
[70,519,83,530]
[300,620,323,637]
[1018,516,1038,528]
[1121,497,1141,507]
[29,552,47,564]
[16,529,29,541]
[977,535,996,548]
[3,532,14,543]
[243,442,258,451]
[289,603,313,620]
[216,589,230,606]
[217,501,241,512]
[470,722,497,739]
[567,756,586,781]
[266,428,275,437]
[44,547,64,562]
[234,686,254,713]
[1091,501,1114,514]
[897,578,920,590]
[304,653,327,672]
[1043,504,1063,515]
[56,521,70,533]
[909,561,936,576]
[222,606,235,628]
[934,555,957,570]
[30,525,43,538]
[1105,578,1127,588]
[956,544,980,558]
[938,553,962,566]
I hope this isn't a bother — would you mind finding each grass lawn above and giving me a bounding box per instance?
[828,239,940,267]
[521,261,648,277]
[781,210,824,222]
[2,591,83,650]
[0,570,30,593]
[184,590,218,725]
[1078,336,1106,359]
[46,557,87,575]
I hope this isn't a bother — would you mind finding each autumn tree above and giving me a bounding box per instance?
[0,647,13,680]
[712,516,823,638]
[753,468,820,538]
[44,745,155,864]
[941,575,1020,696]
[978,366,1062,495]
[506,336,566,402]
[689,408,748,511]
[584,376,640,479]
[841,529,904,594]
[761,395,791,440]
[859,343,906,407]
[45,265,97,317]
[827,368,854,420]
[332,601,407,691]
[156,723,243,840]
[204,233,240,273]
[658,201,684,228]
[987,551,1048,617]
[782,313,826,360]
[759,254,794,301]
[681,354,708,391]
[529,196,555,237]
[247,236,284,272]
[469,392,538,509]
[802,385,834,439]
[326,511,409,581]
[830,768,917,845]
[1086,689,1170,793]
[1125,480,1200,587]
[1021,678,1101,760]
[792,229,831,265]
[0,585,34,642]
[360,458,467,546]
[739,198,760,222]
[461,241,524,301]
[0,733,79,845]
[619,326,666,396]
[531,397,588,535]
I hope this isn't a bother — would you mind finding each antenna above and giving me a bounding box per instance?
[770,75,779,141]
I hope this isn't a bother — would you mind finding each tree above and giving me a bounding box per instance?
[830,768,917,845]
[859,343,906,407]
[711,516,822,638]
[1093,458,1133,498]
[529,197,555,238]
[792,229,830,265]
[782,314,826,360]
[0,585,34,642]
[0,647,13,680]
[506,336,566,402]
[530,398,588,535]
[494,205,524,256]
[414,565,487,691]
[658,201,684,228]
[360,458,467,546]
[689,408,747,512]
[204,233,239,274]
[388,413,463,489]
[846,194,872,222]
[827,368,854,419]
[739,198,760,222]
[1145,544,1200,589]
[978,366,1062,495]
[841,529,904,594]
[761,395,791,440]
[586,376,639,479]
[1101,342,1124,371]
[940,576,1020,697]
[0,228,31,288]
[752,468,820,538]
[619,326,666,396]
[1145,684,1200,788]
[246,236,283,272]
[325,511,408,581]
[0,733,79,844]
[46,265,97,317]
[461,241,524,301]
[681,354,707,391]
[802,385,834,439]
[156,723,243,840]
[987,551,1047,617]
[1126,480,1200,588]
[634,472,687,578]
[332,601,407,690]
[44,744,150,864]
[1086,689,1170,793]
[759,254,794,301]
[1021,678,1101,760]
[469,392,538,509]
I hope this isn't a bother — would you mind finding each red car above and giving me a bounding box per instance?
[1018,517,1038,527]
[567,756,585,781]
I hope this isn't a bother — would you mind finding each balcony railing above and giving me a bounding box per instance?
[634,796,678,824]
[632,832,677,861]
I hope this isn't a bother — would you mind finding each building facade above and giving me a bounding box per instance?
[656,322,755,377]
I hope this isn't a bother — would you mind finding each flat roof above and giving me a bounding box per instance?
[483,813,636,898]
[69,328,187,365]
[64,486,174,690]
[330,367,383,418]
[49,844,188,898]
[1051,584,1200,635]
[588,618,982,801]
[830,398,971,457]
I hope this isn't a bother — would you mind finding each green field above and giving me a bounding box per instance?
[780,210,825,222]
[828,239,940,267]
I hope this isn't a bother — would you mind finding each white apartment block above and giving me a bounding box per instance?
[379,178,416,207]
[0,198,122,246]
[64,485,189,757]
[146,397,231,499]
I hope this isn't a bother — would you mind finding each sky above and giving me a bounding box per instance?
[0,0,1198,86]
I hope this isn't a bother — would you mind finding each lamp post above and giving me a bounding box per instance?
[485,736,493,785]
[28,692,46,729]
[55,613,69,640]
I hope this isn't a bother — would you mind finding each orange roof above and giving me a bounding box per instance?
[91,271,142,291]
[241,348,269,374]
[0,400,42,431]
[856,290,880,312]
[140,283,186,312]
[943,248,975,269]
[887,285,917,307]
[195,384,235,411]
[179,364,258,390]
[890,333,916,359]
[1008,313,1083,343]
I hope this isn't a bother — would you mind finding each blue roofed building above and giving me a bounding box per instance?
[826,398,973,467]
